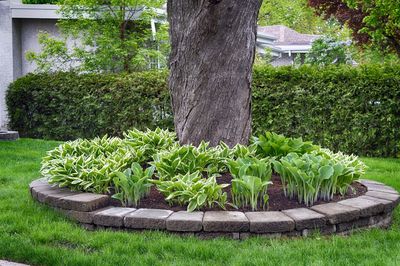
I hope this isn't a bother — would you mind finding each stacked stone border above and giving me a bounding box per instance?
[0,131,19,141]
[29,178,399,239]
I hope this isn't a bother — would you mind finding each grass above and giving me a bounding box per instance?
[0,139,399,266]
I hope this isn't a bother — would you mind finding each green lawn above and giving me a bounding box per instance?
[0,139,399,266]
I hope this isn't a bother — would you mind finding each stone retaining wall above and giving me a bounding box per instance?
[29,178,400,239]
[0,131,19,140]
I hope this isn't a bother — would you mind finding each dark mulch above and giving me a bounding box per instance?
[110,173,367,212]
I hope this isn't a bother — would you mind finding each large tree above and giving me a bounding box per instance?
[308,0,400,56]
[167,0,262,147]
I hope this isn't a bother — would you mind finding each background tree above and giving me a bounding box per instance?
[168,0,262,147]
[305,36,353,66]
[254,48,273,66]
[27,0,167,73]
[308,0,400,56]
[258,0,349,37]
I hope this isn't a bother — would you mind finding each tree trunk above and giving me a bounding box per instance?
[167,0,262,147]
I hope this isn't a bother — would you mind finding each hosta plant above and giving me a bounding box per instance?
[252,131,320,158]
[273,152,366,206]
[124,128,178,163]
[154,171,229,212]
[318,149,367,198]
[273,153,335,205]
[152,142,219,180]
[112,162,154,207]
[227,157,273,210]
[41,136,139,193]
[231,144,258,159]
[208,142,259,173]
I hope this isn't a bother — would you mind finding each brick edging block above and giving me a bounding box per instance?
[29,178,400,237]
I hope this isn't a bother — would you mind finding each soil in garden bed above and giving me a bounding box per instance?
[110,174,367,212]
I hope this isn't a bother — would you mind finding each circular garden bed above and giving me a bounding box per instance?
[33,129,399,239]
[30,178,399,239]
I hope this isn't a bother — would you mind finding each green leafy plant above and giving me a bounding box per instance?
[231,144,258,159]
[273,151,366,206]
[305,36,353,66]
[318,149,367,197]
[154,171,229,212]
[152,142,219,180]
[252,131,320,158]
[206,142,258,173]
[41,136,139,193]
[124,128,178,163]
[227,157,273,210]
[273,153,335,205]
[112,163,154,207]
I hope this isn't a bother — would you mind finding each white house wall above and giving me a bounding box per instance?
[271,54,294,67]
[0,0,61,128]
[20,18,59,75]
[0,0,14,129]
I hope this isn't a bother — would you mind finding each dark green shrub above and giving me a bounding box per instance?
[7,71,172,140]
[252,64,400,157]
[7,64,400,157]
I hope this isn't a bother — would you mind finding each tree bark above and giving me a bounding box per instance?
[167,0,262,147]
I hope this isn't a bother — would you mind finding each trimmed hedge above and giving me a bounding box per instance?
[252,65,400,157]
[7,65,400,157]
[6,71,172,140]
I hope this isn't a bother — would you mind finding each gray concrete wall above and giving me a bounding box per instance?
[0,0,14,129]
[0,0,60,128]
[20,18,59,75]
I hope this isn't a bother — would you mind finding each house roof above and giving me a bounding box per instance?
[258,25,320,45]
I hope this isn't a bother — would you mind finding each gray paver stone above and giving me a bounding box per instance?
[57,193,110,212]
[365,191,400,204]
[311,203,360,224]
[245,211,295,233]
[29,178,48,189]
[203,211,249,232]
[66,206,113,224]
[361,182,399,194]
[359,179,384,185]
[36,187,67,203]
[338,197,384,217]
[124,208,173,229]
[166,211,204,232]
[361,196,395,213]
[0,131,19,141]
[282,208,326,230]
[370,213,393,229]
[43,190,80,206]
[0,260,29,266]
[93,207,136,227]
[31,185,58,200]
[336,216,371,232]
